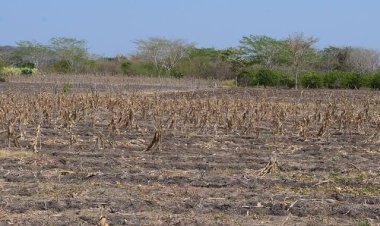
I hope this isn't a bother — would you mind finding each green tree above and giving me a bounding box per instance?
[318,46,351,71]
[184,47,226,78]
[49,37,89,73]
[239,35,289,68]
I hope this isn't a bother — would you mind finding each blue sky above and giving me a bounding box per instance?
[1,0,379,56]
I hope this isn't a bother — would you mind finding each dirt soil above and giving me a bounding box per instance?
[0,82,379,225]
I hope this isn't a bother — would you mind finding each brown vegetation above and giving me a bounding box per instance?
[0,80,379,225]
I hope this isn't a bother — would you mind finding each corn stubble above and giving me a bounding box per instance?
[0,91,377,154]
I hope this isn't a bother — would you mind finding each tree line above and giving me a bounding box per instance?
[0,33,379,89]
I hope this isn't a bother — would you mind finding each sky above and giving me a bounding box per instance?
[1,0,380,56]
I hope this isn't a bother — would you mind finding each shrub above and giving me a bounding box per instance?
[120,61,131,75]
[1,66,38,76]
[63,83,72,93]
[21,67,34,75]
[357,219,371,226]
[300,71,323,88]
[21,62,35,69]
[0,60,7,69]
[170,70,184,79]
[1,67,22,76]
[343,73,362,89]
[323,71,344,89]
[53,60,71,73]
[0,76,6,82]
[362,73,374,88]
[252,68,280,87]
[370,72,380,89]
[237,70,254,86]
[279,73,295,88]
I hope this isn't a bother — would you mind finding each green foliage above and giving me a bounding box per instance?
[63,83,72,93]
[323,70,344,89]
[237,70,254,86]
[239,35,290,67]
[0,60,7,69]
[238,68,286,88]
[255,68,280,87]
[319,46,351,71]
[279,73,296,88]
[21,67,34,75]
[323,71,363,89]
[189,47,220,58]
[128,61,156,76]
[170,70,184,79]
[300,71,323,88]
[120,61,132,75]
[357,219,371,226]
[14,41,52,69]
[49,37,89,73]
[0,62,7,82]
[343,73,362,89]
[0,66,37,76]
[1,67,22,75]
[370,72,380,89]
[21,62,35,69]
[53,60,71,73]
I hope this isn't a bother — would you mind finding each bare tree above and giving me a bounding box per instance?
[287,33,319,89]
[346,47,380,73]
[135,37,194,76]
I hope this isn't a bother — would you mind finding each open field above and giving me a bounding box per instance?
[0,80,379,225]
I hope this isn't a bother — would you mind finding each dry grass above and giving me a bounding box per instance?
[0,149,37,158]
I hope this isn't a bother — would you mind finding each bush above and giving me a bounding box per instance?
[53,60,71,73]
[238,68,280,88]
[343,73,362,89]
[255,68,280,87]
[120,61,131,75]
[370,72,380,89]
[128,61,156,76]
[362,74,374,88]
[0,76,6,82]
[1,67,22,76]
[300,71,323,88]
[0,60,7,69]
[279,73,295,88]
[63,83,72,93]
[237,70,254,86]
[21,62,35,69]
[323,71,344,89]
[21,67,34,75]
[0,66,38,76]
[170,70,184,79]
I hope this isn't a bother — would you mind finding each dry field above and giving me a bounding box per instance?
[0,80,379,225]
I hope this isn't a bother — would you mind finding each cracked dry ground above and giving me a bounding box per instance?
[0,88,379,225]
